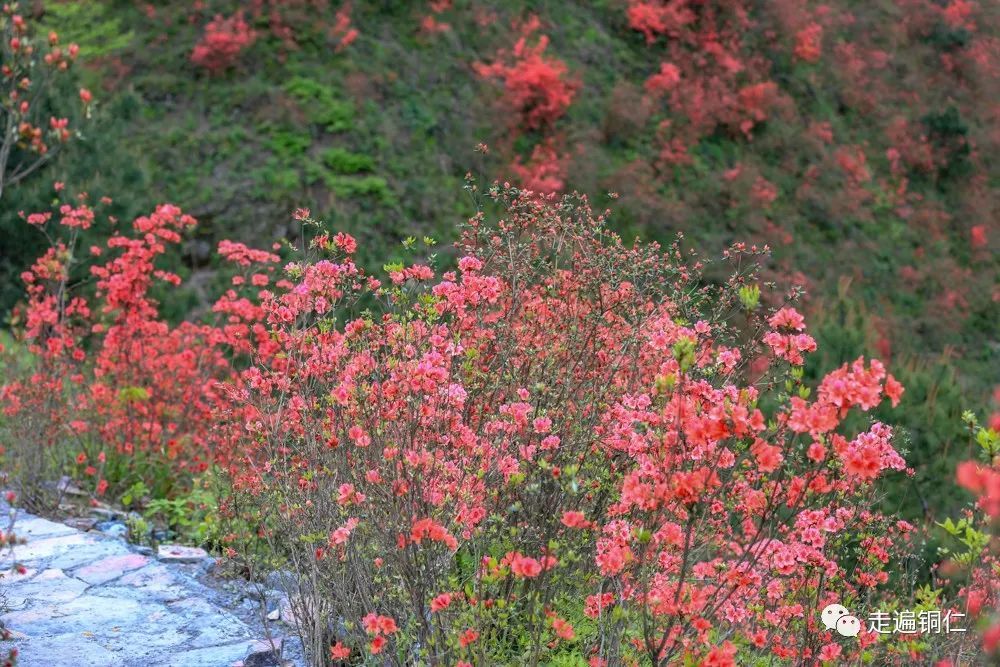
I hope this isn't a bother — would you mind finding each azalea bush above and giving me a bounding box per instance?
[626,0,781,165]
[937,413,1000,660]
[190,10,257,73]
[0,198,278,510]
[211,184,935,665]
[475,16,574,196]
[0,180,982,664]
[186,0,356,70]
[474,19,576,131]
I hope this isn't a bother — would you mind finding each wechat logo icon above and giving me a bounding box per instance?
[821,603,861,638]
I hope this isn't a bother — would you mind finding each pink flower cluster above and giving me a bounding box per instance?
[191,11,257,73]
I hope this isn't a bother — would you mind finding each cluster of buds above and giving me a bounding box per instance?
[41,30,79,69]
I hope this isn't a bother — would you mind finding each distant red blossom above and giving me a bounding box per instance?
[626,0,695,43]
[191,11,256,72]
[510,140,567,195]
[971,224,988,248]
[475,32,576,129]
[644,61,682,96]
[793,22,823,62]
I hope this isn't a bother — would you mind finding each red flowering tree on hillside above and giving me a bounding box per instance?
[191,10,257,72]
[186,0,357,68]
[625,0,782,166]
[475,18,576,196]
[474,21,576,130]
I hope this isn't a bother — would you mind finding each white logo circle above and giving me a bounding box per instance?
[821,603,850,631]
[836,615,861,637]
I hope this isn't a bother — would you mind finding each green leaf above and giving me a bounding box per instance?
[118,386,150,403]
[738,284,761,310]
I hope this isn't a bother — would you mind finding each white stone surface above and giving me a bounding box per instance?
[0,510,289,666]
[157,544,210,564]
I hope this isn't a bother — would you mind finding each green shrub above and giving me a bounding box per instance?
[321,147,374,174]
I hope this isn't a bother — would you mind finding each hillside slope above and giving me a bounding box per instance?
[0,0,997,517]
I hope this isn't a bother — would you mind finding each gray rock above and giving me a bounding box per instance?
[6,568,88,605]
[110,563,188,602]
[3,633,126,667]
[1,532,92,565]
[10,516,78,541]
[179,608,253,648]
[72,552,149,585]
[55,476,87,496]
[3,594,150,638]
[63,516,97,531]
[151,529,173,543]
[186,239,213,263]
[2,595,27,610]
[47,540,130,571]
[245,584,283,602]
[279,598,298,624]
[263,596,286,621]
[93,618,192,662]
[157,544,209,563]
[153,641,258,667]
[263,569,299,595]
[95,521,128,539]
[1,508,305,666]
[244,637,283,667]
[245,585,267,601]
[89,506,123,521]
